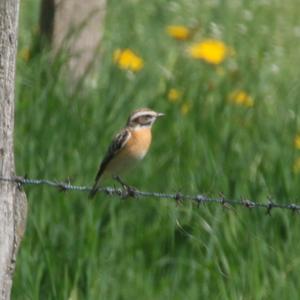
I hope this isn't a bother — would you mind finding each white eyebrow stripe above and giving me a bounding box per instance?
[131,111,156,119]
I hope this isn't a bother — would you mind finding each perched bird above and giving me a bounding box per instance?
[89,108,164,198]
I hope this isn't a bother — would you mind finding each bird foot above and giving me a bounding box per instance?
[113,176,136,197]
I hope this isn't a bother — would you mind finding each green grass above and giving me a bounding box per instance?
[12,0,300,299]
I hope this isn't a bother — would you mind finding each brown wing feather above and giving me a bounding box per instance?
[89,128,131,198]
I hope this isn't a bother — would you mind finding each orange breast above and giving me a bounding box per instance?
[104,128,152,176]
[126,127,152,159]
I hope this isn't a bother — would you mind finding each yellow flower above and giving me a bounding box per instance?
[168,88,182,102]
[166,25,191,41]
[19,48,30,62]
[113,49,144,72]
[294,135,300,149]
[180,102,192,115]
[188,39,231,64]
[229,90,254,108]
[293,157,300,174]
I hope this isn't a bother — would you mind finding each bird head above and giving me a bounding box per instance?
[127,108,165,129]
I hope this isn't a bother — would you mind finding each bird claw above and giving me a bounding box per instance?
[113,176,136,198]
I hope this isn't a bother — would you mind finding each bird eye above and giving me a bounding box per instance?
[134,115,152,124]
[137,116,148,122]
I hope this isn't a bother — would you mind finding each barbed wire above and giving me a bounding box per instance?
[0,176,300,214]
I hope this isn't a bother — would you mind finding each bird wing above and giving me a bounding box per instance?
[95,128,131,181]
[89,128,131,198]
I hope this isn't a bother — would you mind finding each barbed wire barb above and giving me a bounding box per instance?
[0,176,300,214]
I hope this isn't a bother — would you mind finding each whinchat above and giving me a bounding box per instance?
[89,108,164,198]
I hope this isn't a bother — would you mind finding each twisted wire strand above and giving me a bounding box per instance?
[1,176,299,214]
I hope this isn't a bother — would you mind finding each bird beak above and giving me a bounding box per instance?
[156,112,165,117]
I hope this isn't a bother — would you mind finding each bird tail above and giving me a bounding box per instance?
[89,165,105,199]
[88,180,100,199]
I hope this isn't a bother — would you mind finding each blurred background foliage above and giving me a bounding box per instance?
[14,0,300,299]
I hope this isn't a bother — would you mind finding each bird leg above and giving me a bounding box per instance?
[113,176,137,197]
